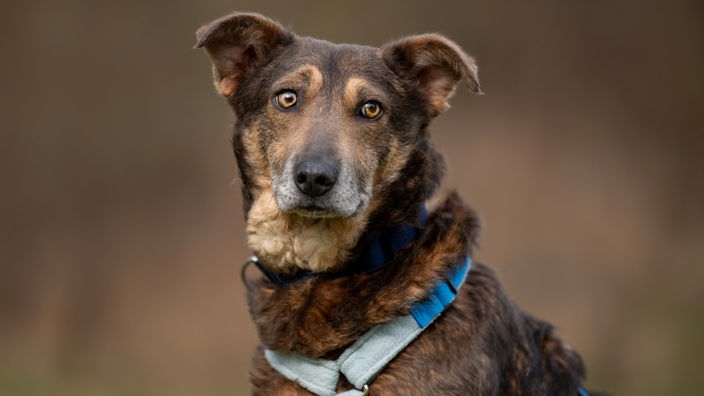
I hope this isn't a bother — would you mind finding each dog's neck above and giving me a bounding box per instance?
[251,206,428,286]
[244,192,480,358]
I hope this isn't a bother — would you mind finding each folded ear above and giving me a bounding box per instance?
[381,34,481,117]
[195,13,295,97]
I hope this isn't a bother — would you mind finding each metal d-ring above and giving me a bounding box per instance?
[361,384,369,396]
[241,256,260,287]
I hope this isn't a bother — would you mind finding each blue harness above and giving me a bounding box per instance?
[250,207,590,395]
[264,257,472,396]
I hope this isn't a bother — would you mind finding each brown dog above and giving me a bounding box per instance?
[196,12,604,396]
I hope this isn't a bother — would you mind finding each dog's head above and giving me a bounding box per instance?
[196,13,480,273]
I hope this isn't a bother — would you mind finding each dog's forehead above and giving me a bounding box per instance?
[274,38,394,90]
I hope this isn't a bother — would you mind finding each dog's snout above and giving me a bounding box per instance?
[294,159,338,197]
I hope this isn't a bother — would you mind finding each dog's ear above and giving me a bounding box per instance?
[381,34,481,117]
[195,13,295,97]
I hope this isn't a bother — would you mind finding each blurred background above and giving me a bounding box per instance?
[1,1,702,395]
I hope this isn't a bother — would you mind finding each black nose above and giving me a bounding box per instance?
[294,158,338,197]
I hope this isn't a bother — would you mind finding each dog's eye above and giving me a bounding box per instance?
[275,90,298,109]
[360,101,382,120]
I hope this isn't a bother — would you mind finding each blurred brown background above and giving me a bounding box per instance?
[1,1,703,395]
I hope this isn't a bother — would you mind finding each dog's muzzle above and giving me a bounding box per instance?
[272,154,369,218]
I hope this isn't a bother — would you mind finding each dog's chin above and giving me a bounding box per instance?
[291,207,342,219]
[288,201,368,220]
[276,196,368,220]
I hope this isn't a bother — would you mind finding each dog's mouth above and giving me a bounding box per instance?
[275,192,367,219]
[292,206,339,219]
[289,198,368,219]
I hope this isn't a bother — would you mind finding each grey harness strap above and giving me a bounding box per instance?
[265,257,472,396]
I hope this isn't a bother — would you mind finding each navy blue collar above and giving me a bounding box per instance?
[252,206,428,287]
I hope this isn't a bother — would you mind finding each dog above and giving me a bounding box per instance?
[196,12,605,396]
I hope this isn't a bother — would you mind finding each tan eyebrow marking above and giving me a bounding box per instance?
[275,64,323,96]
[344,77,371,106]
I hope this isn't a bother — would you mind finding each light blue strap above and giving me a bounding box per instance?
[265,317,422,396]
[264,349,340,396]
[338,315,424,389]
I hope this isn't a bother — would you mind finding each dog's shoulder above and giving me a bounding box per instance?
[368,260,587,395]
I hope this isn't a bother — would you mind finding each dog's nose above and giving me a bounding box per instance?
[294,159,338,197]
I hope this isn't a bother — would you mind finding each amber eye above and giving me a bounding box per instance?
[360,101,382,120]
[275,90,298,109]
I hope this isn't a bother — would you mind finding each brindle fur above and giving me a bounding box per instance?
[196,12,605,395]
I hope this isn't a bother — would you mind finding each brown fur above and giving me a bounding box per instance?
[196,12,606,395]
